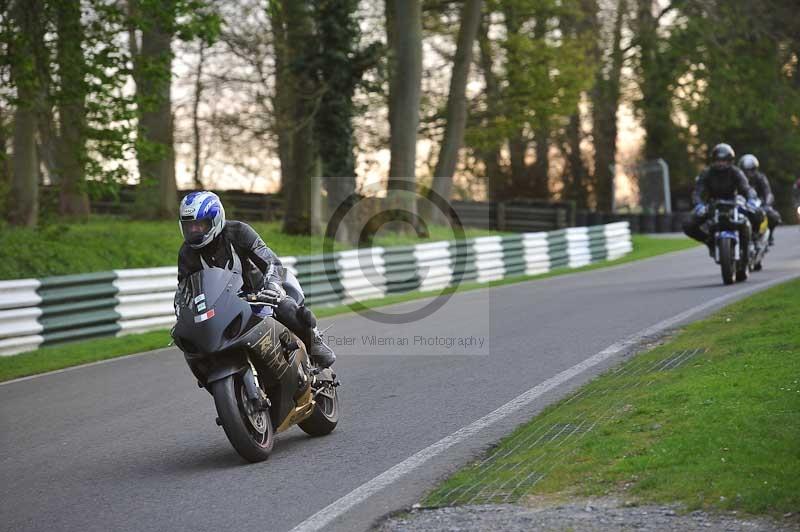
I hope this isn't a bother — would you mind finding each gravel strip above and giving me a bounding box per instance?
[375,497,798,532]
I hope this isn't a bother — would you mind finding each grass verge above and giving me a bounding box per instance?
[425,278,799,516]
[0,235,697,382]
[0,216,501,280]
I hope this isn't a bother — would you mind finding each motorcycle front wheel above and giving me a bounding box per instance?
[718,239,735,285]
[211,374,274,462]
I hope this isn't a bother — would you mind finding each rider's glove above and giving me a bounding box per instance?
[747,198,762,211]
[693,203,707,217]
[257,281,286,306]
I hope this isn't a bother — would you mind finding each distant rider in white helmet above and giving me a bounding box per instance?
[738,154,780,246]
[175,191,335,367]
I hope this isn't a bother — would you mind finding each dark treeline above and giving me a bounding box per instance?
[1,0,799,234]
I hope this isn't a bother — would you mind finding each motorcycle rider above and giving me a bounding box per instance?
[176,191,336,368]
[738,154,780,246]
[683,143,762,256]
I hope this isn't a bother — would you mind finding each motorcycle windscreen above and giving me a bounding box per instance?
[184,268,243,309]
[175,267,249,353]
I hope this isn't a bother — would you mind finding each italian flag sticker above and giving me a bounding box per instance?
[194,309,216,323]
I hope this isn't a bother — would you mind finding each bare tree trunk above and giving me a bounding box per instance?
[37,113,59,184]
[269,0,294,196]
[192,40,206,190]
[635,0,671,162]
[10,108,39,226]
[131,0,178,219]
[564,110,589,208]
[559,0,593,209]
[7,0,42,226]
[280,0,317,235]
[477,16,506,202]
[55,0,90,218]
[310,159,322,236]
[386,0,422,220]
[0,110,9,196]
[313,0,375,244]
[529,14,551,201]
[795,47,800,91]
[531,124,550,199]
[428,0,483,223]
[508,131,529,196]
[592,0,625,212]
[502,4,530,198]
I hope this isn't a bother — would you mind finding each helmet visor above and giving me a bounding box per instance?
[181,218,212,245]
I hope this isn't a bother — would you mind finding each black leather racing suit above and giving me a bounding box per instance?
[683,165,761,252]
[177,220,320,354]
[748,170,781,238]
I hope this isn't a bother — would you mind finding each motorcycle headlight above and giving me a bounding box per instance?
[796,205,800,216]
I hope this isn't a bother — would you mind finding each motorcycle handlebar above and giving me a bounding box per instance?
[242,293,278,306]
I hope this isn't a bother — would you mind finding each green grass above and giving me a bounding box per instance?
[624,234,699,262]
[0,235,696,382]
[0,216,502,280]
[426,279,800,517]
[0,329,172,382]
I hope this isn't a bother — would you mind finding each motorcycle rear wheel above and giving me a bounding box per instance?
[718,239,735,285]
[211,374,274,462]
[299,383,339,437]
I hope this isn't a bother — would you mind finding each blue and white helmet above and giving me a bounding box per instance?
[179,191,226,249]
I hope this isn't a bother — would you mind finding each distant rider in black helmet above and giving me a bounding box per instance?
[683,143,762,256]
[738,154,780,246]
[175,191,335,368]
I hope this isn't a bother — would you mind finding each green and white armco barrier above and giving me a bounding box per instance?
[0,222,631,356]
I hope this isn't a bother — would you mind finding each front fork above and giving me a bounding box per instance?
[242,366,271,411]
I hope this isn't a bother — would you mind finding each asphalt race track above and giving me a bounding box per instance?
[2,229,798,532]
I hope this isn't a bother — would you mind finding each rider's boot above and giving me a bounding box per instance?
[306,327,336,368]
[294,304,335,368]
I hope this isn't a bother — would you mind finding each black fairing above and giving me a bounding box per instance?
[173,267,257,355]
[173,265,304,428]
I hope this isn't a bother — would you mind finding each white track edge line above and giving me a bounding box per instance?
[288,272,799,532]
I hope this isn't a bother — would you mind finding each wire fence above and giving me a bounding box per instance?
[424,347,707,507]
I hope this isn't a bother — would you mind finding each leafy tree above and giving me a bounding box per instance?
[644,0,800,213]
[466,0,594,201]
[632,0,691,193]
[272,0,318,235]
[426,0,483,224]
[53,0,89,218]
[128,0,219,219]
[6,0,45,226]
[312,0,381,242]
[66,1,137,210]
[590,0,626,212]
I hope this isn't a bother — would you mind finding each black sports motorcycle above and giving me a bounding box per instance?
[707,198,767,285]
[172,256,339,462]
